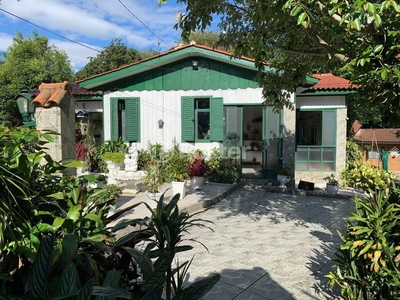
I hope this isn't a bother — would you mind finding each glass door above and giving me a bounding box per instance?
[222,106,242,170]
[262,106,282,178]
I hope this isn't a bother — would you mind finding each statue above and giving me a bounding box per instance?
[124,143,138,172]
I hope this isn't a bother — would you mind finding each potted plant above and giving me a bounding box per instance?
[189,152,209,190]
[102,152,125,170]
[276,165,291,188]
[323,174,339,194]
[165,144,190,199]
[143,161,165,208]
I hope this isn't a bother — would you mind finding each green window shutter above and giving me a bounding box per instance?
[210,97,224,141]
[125,98,140,142]
[181,97,194,142]
[110,97,119,140]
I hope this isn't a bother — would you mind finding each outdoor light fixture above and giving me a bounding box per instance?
[192,60,198,70]
[158,119,164,128]
[14,92,36,128]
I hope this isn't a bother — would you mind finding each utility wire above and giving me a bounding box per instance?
[117,0,171,49]
[0,8,101,53]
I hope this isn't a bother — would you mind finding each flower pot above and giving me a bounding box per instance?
[145,191,161,209]
[277,175,290,188]
[171,181,187,199]
[326,184,339,194]
[192,176,204,190]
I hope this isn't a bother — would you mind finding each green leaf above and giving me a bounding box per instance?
[84,213,104,227]
[174,273,220,300]
[359,240,374,256]
[121,246,154,278]
[29,235,55,299]
[67,205,80,222]
[374,44,383,53]
[353,18,361,31]
[91,287,132,298]
[77,278,94,300]
[290,6,302,16]
[60,264,78,294]
[297,12,307,25]
[381,68,388,79]
[374,13,382,27]
[52,217,65,229]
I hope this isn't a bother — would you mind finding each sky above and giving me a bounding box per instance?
[0,0,188,71]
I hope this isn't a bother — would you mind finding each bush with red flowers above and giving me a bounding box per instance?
[189,154,209,178]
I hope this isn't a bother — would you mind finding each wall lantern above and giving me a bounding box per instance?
[14,92,36,128]
[158,119,164,128]
[192,60,198,70]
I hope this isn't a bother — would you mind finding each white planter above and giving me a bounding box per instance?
[145,191,161,209]
[326,184,339,194]
[277,175,290,188]
[171,181,187,199]
[191,176,204,190]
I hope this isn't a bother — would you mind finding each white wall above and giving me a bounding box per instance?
[103,88,267,154]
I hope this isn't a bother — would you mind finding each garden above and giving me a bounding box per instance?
[0,125,221,299]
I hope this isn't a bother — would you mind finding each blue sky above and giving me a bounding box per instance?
[0,0,187,71]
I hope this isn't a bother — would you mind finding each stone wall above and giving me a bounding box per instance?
[35,95,76,175]
[282,107,296,187]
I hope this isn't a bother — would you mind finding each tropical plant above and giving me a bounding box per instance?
[111,192,220,299]
[323,174,339,186]
[275,165,291,177]
[326,188,400,299]
[342,164,396,191]
[143,161,165,193]
[205,148,240,183]
[189,153,209,178]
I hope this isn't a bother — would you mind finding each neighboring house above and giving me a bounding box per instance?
[352,125,400,171]
[78,43,357,184]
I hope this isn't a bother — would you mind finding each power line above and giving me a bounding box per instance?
[117,0,171,49]
[0,8,101,53]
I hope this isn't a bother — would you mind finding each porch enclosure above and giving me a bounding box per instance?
[223,105,282,179]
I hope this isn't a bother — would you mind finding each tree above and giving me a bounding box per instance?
[182,30,233,51]
[75,38,156,80]
[160,0,400,111]
[0,31,73,124]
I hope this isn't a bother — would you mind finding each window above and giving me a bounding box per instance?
[295,110,336,171]
[181,96,223,142]
[111,97,140,142]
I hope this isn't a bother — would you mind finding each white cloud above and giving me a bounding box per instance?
[0,33,13,52]
[0,0,184,69]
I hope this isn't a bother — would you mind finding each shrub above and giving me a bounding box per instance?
[164,143,190,182]
[75,141,88,161]
[323,174,339,186]
[342,164,396,191]
[102,151,125,164]
[326,188,400,299]
[189,153,209,178]
[205,148,240,183]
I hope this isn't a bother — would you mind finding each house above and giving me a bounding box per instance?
[78,43,357,185]
[352,124,400,171]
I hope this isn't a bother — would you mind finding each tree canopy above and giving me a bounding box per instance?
[160,0,400,112]
[0,31,73,123]
[75,38,158,80]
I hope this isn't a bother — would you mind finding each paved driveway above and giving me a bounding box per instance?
[172,187,354,300]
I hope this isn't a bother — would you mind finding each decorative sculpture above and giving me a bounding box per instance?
[124,143,138,172]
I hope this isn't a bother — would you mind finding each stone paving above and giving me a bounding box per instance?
[168,188,354,300]
[112,183,355,299]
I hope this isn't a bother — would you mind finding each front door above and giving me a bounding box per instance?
[262,106,282,178]
[222,106,242,170]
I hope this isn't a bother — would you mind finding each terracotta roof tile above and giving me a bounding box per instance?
[32,81,72,107]
[353,128,400,144]
[310,73,358,90]
[31,83,101,97]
